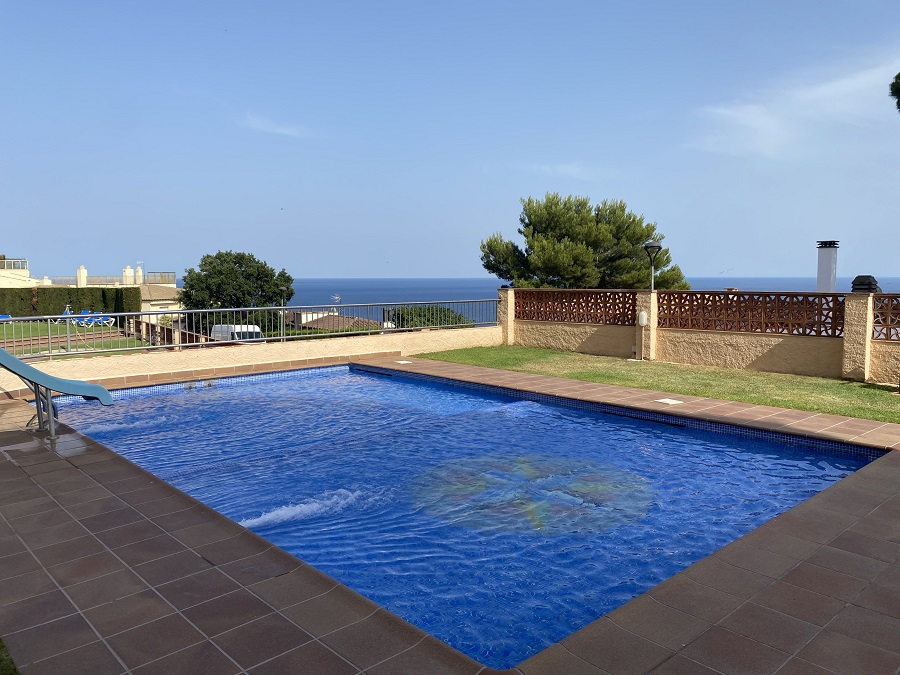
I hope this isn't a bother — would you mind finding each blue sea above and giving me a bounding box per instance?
[288,277,900,305]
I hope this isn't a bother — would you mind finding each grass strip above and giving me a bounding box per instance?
[416,346,900,424]
[0,639,20,675]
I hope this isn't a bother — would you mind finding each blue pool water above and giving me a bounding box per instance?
[60,367,871,668]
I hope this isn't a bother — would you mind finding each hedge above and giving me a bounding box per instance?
[0,287,142,317]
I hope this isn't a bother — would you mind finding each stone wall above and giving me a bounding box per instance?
[655,330,843,378]
[869,341,900,386]
[513,321,635,358]
[498,289,900,383]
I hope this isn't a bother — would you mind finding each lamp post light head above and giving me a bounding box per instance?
[643,241,662,292]
[643,241,662,263]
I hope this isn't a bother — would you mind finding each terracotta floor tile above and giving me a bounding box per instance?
[752,581,846,626]
[130,493,198,519]
[41,476,100,496]
[680,626,790,675]
[0,570,56,607]
[30,467,84,485]
[828,529,900,563]
[151,504,218,532]
[16,640,125,675]
[320,609,426,670]
[517,643,613,675]
[78,506,146,533]
[280,585,379,637]
[3,613,98,667]
[853,583,900,620]
[17,520,88,549]
[170,518,245,548]
[94,519,164,549]
[212,612,313,668]
[84,588,176,637]
[65,495,129,520]
[194,530,271,566]
[718,602,820,654]
[117,484,182,507]
[781,562,869,601]
[607,594,710,651]
[53,485,115,508]
[249,565,337,610]
[681,555,774,600]
[0,484,45,509]
[0,535,26,558]
[714,539,800,578]
[561,617,673,675]
[0,589,77,633]
[738,525,822,560]
[772,657,835,675]
[367,636,484,675]
[0,496,56,520]
[9,508,75,536]
[647,574,744,623]
[113,533,187,566]
[826,604,900,655]
[46,550,124,587]
[813,483,890,518]
[104,475,163,496]
[218,547,300,586]
[797,629,900,674]
[131,641,240,675]
[248,640,357,675]
[105,613,206,670]
[765,504,858,545]
[647,654,720,674]
[182,589,274,637]
[0,551,41,581]
[156,568,242,610]
[873,561,900,591]
[133,549,213,587]
[66,568,149,610]
[805,545,889,581]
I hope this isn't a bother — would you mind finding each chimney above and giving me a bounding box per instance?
[816,241,838,293]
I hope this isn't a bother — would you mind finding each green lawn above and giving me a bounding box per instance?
[416,346,900,424]
[0,639,19,675]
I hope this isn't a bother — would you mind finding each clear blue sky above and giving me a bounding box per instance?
[2,1,899,280]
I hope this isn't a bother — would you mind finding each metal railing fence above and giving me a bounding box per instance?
[0,299,498,360]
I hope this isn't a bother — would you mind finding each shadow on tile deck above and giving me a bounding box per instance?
[1,357,900,675]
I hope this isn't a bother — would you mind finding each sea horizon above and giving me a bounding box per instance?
[285,276,900,306]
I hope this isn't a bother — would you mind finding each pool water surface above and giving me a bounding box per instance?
[60,366,871,668]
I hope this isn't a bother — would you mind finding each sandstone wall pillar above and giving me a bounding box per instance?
[498,288,515,346]
[841,293,873,381]
[635,290,657,361]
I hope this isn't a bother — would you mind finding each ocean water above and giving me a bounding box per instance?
[288,276,900,305]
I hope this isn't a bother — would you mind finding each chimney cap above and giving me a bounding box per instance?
[817,240,839,248]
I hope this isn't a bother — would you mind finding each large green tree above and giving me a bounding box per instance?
[480,193,688,289]
[179,251,295,310]
[892,72,900,113]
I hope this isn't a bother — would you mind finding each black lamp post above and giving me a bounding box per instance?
[643,242,662,291]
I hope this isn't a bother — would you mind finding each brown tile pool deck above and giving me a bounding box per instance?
[2,356,900,674]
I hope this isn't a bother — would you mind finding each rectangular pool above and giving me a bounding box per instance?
[59,366,873,668]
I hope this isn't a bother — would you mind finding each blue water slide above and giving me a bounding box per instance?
[0,347,112,438]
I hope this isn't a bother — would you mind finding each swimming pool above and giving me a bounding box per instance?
[60,366,872,668]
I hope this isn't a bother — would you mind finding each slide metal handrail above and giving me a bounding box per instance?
[0,347,112,439]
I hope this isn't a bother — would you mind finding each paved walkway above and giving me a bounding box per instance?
[1,353,900,674]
